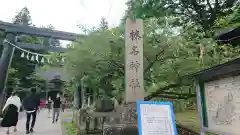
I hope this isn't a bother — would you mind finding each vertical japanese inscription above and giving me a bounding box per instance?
[129,61,140,72]
[129,78,141,95]
[129,29,142,41]
[125,19,144,102]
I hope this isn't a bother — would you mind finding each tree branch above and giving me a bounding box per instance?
[162,92,196,97]
[144,83,184,100]
[144,55,151,62]
[144,49,164,74]
[147,94,196,100]
[206,0,213,11]
[95,59,124,75]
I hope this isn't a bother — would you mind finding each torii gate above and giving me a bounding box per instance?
[0,20,83,95]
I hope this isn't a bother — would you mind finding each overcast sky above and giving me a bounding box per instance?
[0,0,128,34]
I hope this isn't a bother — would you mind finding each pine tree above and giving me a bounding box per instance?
[11,7,37,89]
[12,7,32,25]
[99,17,109,31]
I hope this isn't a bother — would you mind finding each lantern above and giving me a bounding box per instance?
[48,75,64,100]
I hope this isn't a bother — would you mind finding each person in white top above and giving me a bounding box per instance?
[47,97,52,114]
[1,91,21,134]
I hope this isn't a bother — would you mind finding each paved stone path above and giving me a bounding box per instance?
[0,109,62,135]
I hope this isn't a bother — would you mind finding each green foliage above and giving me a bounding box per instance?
[6,7,58,90]
[66,1,240,102]
[8,68,20,88]
[63,81,75,101]
[120,1,240,131]
[214,6,240,29]
[63,0,240,133]
[12,7,32,25]
[66,19,197,99]
[40,24,60,46]
[99,17,109,31]
[124,0,239,36]
[64,122,77,135]
[28,73,46,89]
[66,28,123,97]
[9,7,39,89]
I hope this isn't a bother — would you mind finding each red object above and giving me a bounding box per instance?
[40,100,46,109]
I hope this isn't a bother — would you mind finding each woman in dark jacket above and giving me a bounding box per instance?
[1,91,21,134]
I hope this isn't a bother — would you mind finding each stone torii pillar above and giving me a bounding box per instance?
[0,33,16,102]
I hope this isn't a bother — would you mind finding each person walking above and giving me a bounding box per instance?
[61,97,66,112]
[61,101,65,112]
[47,97,52,114]
[52,93,62,123]
[1,91,21,134]
[22,87,40,134]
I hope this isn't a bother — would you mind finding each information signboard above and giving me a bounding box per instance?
[136,101,177,135]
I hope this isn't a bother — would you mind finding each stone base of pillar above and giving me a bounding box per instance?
[78,108,88,133]
[121,102,137,124]
[103,102,139,135]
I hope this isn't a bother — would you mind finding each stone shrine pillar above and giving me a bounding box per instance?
[0,33,16,108]
[122,18,144,123]
[103,19,144,135]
